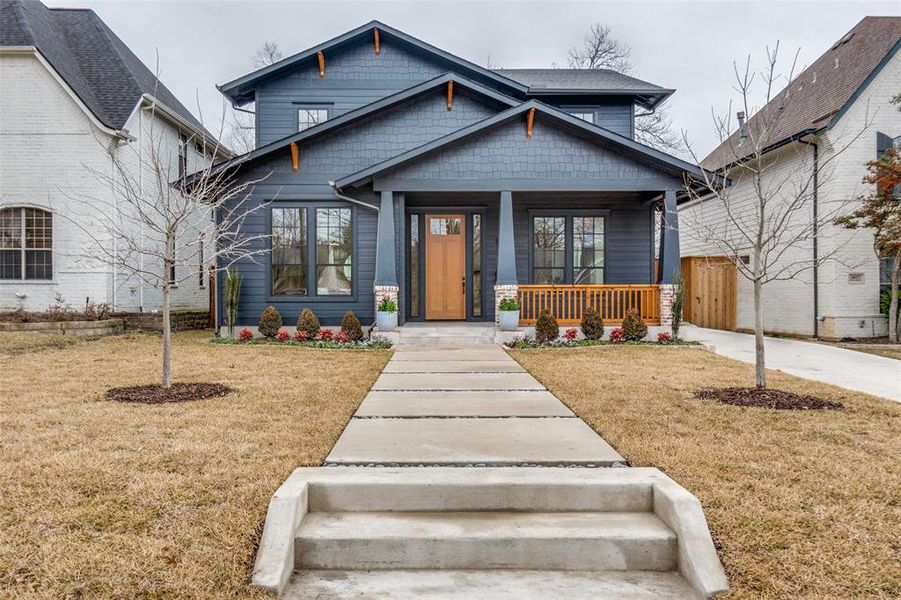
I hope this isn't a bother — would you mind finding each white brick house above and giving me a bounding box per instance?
[0,0,228,313]
[680,17,900,339]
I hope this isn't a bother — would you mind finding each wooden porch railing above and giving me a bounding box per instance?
[517,284,661,325]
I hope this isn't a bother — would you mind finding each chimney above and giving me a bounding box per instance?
[737,111,747,145]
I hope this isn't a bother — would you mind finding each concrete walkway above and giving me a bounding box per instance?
[682,324,901,402]
[326,344,624,466]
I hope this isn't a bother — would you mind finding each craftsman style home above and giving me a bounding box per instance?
[210,21,715,331]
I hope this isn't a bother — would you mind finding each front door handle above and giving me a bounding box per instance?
[462,276,466,295]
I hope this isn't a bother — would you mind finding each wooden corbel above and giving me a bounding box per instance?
[290,142,299,172]
[374,28,380,55]
[446,80,454,111]
[526,107,536,139]
[317,51,325,78]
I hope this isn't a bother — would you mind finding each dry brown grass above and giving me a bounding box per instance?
[510,345,901,599]
[0,330,390,599]
[837,344,901,361]
[0,331,84,356]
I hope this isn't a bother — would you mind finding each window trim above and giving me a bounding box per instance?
[265,201,357,302]
[0,205,53,282]
[295,104,331,132]
[527,209,609,285]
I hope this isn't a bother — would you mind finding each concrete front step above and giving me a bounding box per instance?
[284,569,698,599]
[355,390,574,417]
[295,511,676,571]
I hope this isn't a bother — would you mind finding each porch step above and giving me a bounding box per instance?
[295,511,676,571]
[397,323,496,346]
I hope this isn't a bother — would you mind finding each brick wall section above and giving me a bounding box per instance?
[114,311,211,332]
[494,284,519,327]
[373,285,399,316]
[659,284,674,328]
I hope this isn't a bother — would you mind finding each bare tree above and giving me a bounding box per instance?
[62,106,272,389]
[567,23,682,153]
[226,42,284,154]
[681,42,871,388]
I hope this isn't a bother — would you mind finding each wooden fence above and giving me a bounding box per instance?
[517,284,661,325]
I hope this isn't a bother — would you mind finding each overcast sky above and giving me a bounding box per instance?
[51,0,899,158]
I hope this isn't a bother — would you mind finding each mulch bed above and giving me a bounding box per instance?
[696,387,844,410]
[107,383,233,404]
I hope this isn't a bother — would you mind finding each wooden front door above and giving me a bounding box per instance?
[425,214,466,320]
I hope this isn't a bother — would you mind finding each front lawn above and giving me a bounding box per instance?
[0,331,390,598]
[509,345,900,599]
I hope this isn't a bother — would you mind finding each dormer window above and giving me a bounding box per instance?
[568,111,594,124]
[298,107,329,132]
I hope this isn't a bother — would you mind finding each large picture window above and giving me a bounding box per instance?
[316,207,352,296]
[0,207,52,280]
[271,207,307,295]
[532,214,605,285]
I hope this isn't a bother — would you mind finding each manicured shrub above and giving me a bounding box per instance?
[535,309,559,343]
[609,328,626,344]
[498,297,520,312]
[296,308,320,337]
[564,327,578,341]
[580,305,604,340]
[340,310,364,341]
[318,329,334,341]
[334,330,350,344]
[657,331,673,344]
[258,306,283,338]
[239,327,254,342]
[294,329,311,342]
[622,309,648,341]
[277,328,290,342]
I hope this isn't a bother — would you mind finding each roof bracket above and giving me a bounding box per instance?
[447,80,453,111]
[317,51,325,78]
[290,142,299,172]
[526,107,535,139]
[374,28,380,55]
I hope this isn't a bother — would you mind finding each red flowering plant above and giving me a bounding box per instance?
[334,330,350,344]
[318,329,334,341]
[276,328,290,342]
[563,328,578,341]
[608,328,626,344]
[294,329,311,342]
[657,331,672,344]
[239,328,254,342]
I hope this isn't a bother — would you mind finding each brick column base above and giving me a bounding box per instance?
[659,284,674,328]
[494,284,519,328]
[374,285,399,315]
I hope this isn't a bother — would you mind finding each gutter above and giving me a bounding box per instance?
[798,136,819,338]
[328,181,379,212]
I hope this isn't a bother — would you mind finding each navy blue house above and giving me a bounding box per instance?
[209,21,711,332]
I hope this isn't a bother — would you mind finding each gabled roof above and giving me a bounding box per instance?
[187,73,518,183]
[0,0,219,142]
[494,68,673,110]
[703,16,901,171]
[335,99,715,189]
[219,20,530,106]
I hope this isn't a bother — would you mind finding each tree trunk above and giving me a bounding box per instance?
[753,275,766,388]
[889,249,900,344]
[162,283,172,389]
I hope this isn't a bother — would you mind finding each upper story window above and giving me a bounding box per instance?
[178,134,189,179]
[298,108,329,132]
[568,111,595,124]
[0,207,52,280]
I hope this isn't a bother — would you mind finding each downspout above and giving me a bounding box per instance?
[799,137,819,338]
[328,181,380,212]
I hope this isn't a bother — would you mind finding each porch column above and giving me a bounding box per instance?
[659,189,680,327]
[495,190,518,326]
[374,190,399,318]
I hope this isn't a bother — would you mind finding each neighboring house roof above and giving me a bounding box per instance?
[0,0,219,144]
[493,68,673,110]
[335,99,716,191]
[188,73,519,184]
[219,20,530,106]
[703,16,901,171]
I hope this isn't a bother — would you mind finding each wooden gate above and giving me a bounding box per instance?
[682,256,736,331]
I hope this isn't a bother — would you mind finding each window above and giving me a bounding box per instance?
[429,216,462,235]
[178,134,189,179]
[316,207,352,295]
[532,217,566,284]
[198,236,205,287]
[0,207,52,280]
[531,214,605,285]
[569,111,594,124]
[472,214,482,317]
[298,108,328,132]
[271,208,307,295]
[409,215,420,318]
[167,237,176,285]
[573,216,605,284]
[880,257,896,295]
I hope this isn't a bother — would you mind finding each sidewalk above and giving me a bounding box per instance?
[326,344,624,466]
[682,325,901,403]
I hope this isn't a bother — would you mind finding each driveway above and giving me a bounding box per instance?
[682,325,901,402]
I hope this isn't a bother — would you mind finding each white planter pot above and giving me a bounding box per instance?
[376,311,398,331]
[498,310,520,331]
